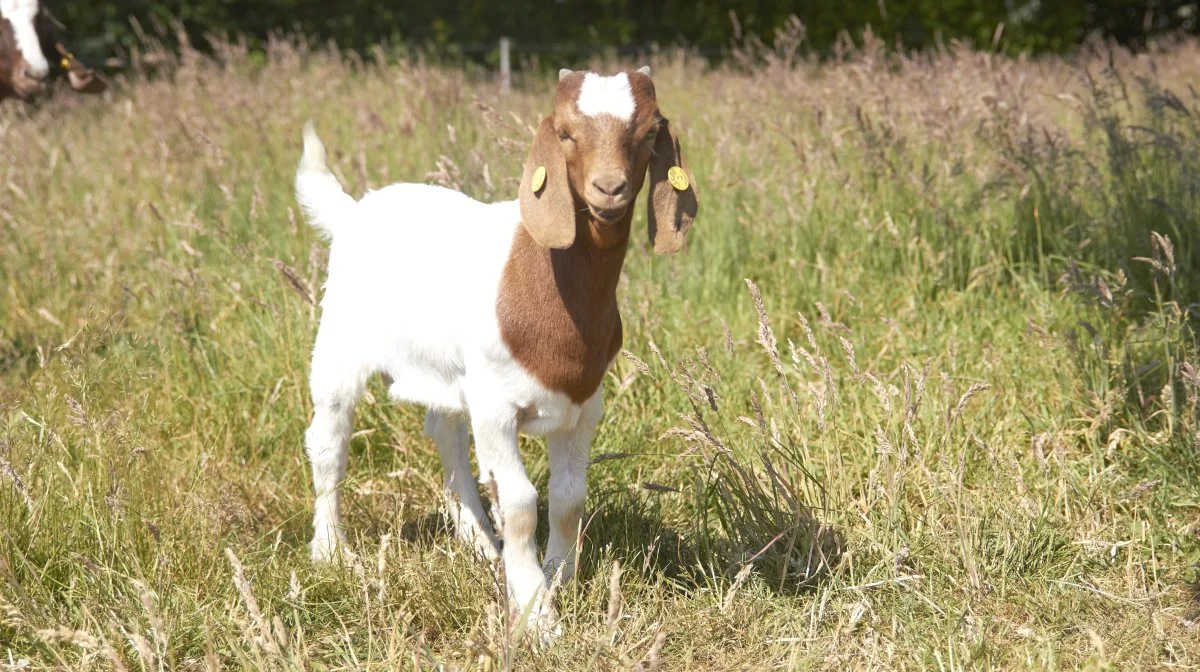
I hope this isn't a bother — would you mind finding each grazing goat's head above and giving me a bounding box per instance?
[0,0,105,101]
[519,66,698,253]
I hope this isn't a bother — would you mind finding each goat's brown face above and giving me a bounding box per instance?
[553,68,661,224]
[518,66,698,253]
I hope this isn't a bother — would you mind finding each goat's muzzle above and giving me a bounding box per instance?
[9,70,46,99]
[585,171,631,223]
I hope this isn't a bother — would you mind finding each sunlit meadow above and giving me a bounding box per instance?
[2,24,1200,669]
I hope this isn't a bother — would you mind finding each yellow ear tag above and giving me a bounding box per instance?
[531,165,547,194]
[667,166,689,191]
[60,57,70,70]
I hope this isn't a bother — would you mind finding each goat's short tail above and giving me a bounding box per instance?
[295,120,354,239]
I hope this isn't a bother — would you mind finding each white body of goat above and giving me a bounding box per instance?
[295,135,595,619]
[298,170,588,433]
[297,139,595,626]
[295,66,697,640]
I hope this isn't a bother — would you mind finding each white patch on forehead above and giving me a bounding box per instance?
[0,0,49,78]
[576,73,635,122]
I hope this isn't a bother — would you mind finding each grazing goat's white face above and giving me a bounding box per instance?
[1,0,49,81]
[0,0,106,101]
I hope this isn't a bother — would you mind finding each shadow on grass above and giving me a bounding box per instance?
[288,465,842,598]
[577,484,843,596]
[576,486,700,586]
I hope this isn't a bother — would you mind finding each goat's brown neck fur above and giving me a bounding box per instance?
[0,18,21,100]
[497,201,634,404]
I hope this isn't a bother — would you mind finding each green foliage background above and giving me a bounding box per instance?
[41,0,1200,65]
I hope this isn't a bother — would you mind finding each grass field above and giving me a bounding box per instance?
[3,28,1200,669]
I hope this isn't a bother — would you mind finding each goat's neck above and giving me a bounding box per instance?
[562,204,632,295]
[496,204,633,404]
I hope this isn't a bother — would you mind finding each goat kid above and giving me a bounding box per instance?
[295,66,697,637]
[0,0,105,102]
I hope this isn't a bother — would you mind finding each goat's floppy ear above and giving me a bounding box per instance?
[646,119,698,254]
[519,116,576,249]
[54,43,106,94]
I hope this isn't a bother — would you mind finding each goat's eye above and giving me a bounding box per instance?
[558,129,574,142]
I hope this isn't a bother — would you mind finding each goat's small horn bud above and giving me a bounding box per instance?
[637,65,651,77]
[558,68,573,81]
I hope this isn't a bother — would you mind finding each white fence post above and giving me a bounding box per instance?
[499,37,511,92]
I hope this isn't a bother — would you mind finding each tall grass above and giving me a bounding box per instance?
[2,23,1200,669]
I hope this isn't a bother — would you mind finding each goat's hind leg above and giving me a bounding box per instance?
[425,410,500,560]
[305,346,368,563]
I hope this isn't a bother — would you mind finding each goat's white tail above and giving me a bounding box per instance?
[295,121,354,238]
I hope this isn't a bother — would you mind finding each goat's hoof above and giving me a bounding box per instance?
[542,557,576,586]
[523,601,563,648]
[310,536,357,565]
[510,586,562,647]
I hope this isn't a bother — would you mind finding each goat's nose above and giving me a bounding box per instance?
[591,174,628,197]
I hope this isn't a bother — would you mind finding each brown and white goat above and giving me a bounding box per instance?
[294,66,697,639]
[0,0,105,102]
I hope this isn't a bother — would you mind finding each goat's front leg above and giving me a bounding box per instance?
[469,403,558,638]
[544,390,603,584]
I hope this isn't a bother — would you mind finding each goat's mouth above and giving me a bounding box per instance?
[587,203,629,224]
[9,70,46,99]
[12,80,46,99]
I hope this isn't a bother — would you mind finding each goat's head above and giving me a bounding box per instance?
[0,1,105,101]
[0,0,50,99]
[519,66,698,254]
